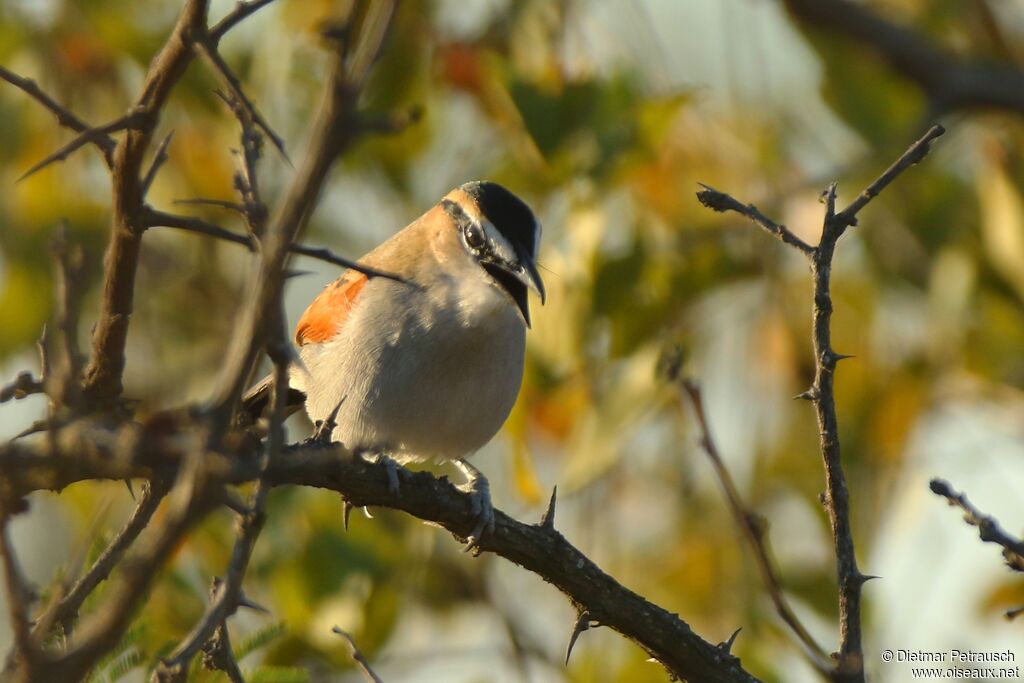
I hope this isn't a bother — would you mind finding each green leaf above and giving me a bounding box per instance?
[235,622,288,661]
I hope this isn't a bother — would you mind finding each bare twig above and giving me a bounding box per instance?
[81,0,209,407]
[930,479,1024,572]
[213,87,267,236]
[206,0,403,427]
[333,627,384,683]
[0,373,43,404]
[835,125,946,226]
[172,198,246,213]
[696,183,815,255]
[144,208,412,284]
[17,111,147,183]
[210,0,280,43]
[141,131,175,198]
[0,519,37,675]
[679,379,832,674]
[0,428,763,683]
[145,207,253,247]
[33,479,170,640]
[194,32,289,162]
[696,127,944,683]
[49,476,218,683]
[287,244,414,284]
[0,66,116,167]
[201,620,245,683]
[153,64,291,677]
[47,226,86,412]
[82,0,273,407]
[153,481,270,682]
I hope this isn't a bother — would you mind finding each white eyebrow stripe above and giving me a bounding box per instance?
[481,219,519,264]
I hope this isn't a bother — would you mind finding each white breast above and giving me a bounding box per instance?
[292,273,526,462]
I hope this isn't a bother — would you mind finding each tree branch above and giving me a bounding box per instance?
[696,183,815,255]
[79,0,209,407]
[0,372,44,404]
[210,0,280,43]
[782,0,1024,115]
[193,32,289,162]
[16,112,147,183]
[80,0,276,408]
[0,66,116,167]
[144,208,412,284]
[930,479,1024,573]
[696,126,944,683]
[205,0,402,427]
[0,429,763,682]
[332,627,384,683]
[836,125,946,227]
[0,515,37,675]
[678,379,832,675]
[34,479,170,640]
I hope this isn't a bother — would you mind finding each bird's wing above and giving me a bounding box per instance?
[294,270,368,346]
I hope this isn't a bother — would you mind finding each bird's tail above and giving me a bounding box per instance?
[239,373,306,426]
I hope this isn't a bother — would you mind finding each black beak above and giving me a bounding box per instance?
[482,250,545,328]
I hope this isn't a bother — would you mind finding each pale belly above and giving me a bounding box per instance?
[293,284,526,462]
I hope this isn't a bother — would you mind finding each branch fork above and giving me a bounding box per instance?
[696,124,945,683]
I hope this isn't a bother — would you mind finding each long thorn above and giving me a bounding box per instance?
[565,610,592,665]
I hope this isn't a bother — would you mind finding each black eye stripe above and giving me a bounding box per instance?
[441,199,470,227]
[443,199,492,253]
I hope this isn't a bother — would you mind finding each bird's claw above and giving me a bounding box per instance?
[357,450,403,496]
[382,456,401,496]
[455,459,495,555]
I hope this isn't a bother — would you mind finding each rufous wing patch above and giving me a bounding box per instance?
[294,271,368,346]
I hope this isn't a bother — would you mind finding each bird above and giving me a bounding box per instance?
[242,180,545,550]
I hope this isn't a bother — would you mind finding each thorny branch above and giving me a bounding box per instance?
[0,66,117,168]
[78,0,209,407]
[34,479,171,640]
[143,207,412,283]
[930,479,1024,573]
[930,478,1024,620]
[697,124,945,683]
[0,430,763,683]
[2,2,953,682]
[2,452,220,682]
[206,0,403,427]
[676,378,832,675]
[153,84,286,681]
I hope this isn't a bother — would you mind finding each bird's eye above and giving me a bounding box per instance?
[464,223,485,249]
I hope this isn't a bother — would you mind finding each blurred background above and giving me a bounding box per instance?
[2,0,1024,681]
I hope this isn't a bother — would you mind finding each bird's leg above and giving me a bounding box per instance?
[454,458,495,554]
[356,449,403,496]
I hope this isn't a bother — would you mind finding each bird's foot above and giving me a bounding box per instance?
[455,459,495,555]
[358,450,403,496]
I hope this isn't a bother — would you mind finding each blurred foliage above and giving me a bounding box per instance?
[3,1,1024,681]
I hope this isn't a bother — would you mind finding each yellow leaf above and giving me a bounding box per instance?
[978,149,1024,300]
